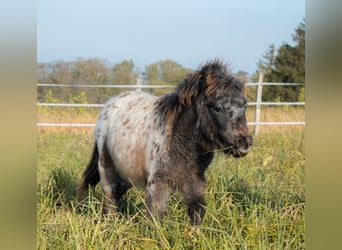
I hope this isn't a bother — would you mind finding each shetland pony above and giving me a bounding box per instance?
[77,60,252,224]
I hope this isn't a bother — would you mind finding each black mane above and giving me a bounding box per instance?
[156,59,244,125]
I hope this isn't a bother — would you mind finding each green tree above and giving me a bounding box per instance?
[254,21,305,101]
[144,59,191,84]
[144,63,161,84]
[73,58,109,84]
[46,60,74,84]
[159,60,191,84]
[72,58,111,103]
[37,63,52,83]
[37,58,112,103]
[111,60,138,84]
[144,60,192,95]
[254,44,276,82]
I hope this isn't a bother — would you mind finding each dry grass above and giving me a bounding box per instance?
[37,105,304,134]
[246,106,305,133]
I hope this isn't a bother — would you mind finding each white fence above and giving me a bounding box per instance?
[37,77,305,134]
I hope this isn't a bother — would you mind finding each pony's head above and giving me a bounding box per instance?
[178,59,253,157]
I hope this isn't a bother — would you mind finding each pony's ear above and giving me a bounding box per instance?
[199,59,227,97]
[241,83,246,96]
[204,71,218,97]
[235,73,247,95]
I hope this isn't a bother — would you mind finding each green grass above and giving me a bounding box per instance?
[37,130,305,249]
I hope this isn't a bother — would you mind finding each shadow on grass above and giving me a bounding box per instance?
[225,178,262,209]
[225,177,304,211]
[38,166,146,217]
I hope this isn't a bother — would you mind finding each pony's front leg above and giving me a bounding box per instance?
[146,177,169,221]
[181,177,207,225]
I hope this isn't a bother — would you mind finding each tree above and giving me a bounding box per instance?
[144,63,161,84]
[45,60,74,84]
[253,21,305,101]
[144,60,192,84]
[158,60,191,84]
[37,63,51,83]
[144,60,192,95]
[111,60,138,84]
[73,58,109,84]
[254,44,276,82]
[37,58,112,103]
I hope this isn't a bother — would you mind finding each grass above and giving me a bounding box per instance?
[37,130,305,249]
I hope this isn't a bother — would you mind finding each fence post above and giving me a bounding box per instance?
[254,72,264,135]
[136,78,142,91]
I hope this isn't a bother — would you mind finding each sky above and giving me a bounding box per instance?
[37,0,305,75]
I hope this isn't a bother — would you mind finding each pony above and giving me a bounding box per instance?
[77,59,252,225]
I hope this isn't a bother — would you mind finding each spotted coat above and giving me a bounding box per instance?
[77,60,253,225]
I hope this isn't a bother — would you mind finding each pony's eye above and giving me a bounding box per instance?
[228,111,234,118]
[214,105,223,113]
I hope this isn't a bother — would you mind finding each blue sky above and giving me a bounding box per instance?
[37,0,305,75]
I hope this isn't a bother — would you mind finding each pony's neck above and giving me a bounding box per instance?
[171,107,214,159]
[169,107,215,173]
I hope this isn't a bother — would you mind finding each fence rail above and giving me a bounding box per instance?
[37,83,174,89]
[37,103,105,107]
[37,76,305,134]
[37,121,305,127]
[37,102,305,108]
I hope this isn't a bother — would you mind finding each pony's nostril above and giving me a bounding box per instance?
[247,136,253,147]
[237,138,245,147]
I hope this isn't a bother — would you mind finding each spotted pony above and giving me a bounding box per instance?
[77,59,253,225]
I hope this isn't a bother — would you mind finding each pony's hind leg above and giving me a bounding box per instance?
[114,178,131,201]
[98,164,117,215]
[98,142,122,216]
[99,169,131,215]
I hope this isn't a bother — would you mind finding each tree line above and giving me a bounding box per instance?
[37,59,193,103]
[37,21,304,103]
[37,59,193,85]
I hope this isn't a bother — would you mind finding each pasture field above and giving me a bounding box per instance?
[37,128,305,249]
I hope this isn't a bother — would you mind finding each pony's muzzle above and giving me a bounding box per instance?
[235,135,253,154]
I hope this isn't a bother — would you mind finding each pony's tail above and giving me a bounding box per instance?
[77,143,100,200]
